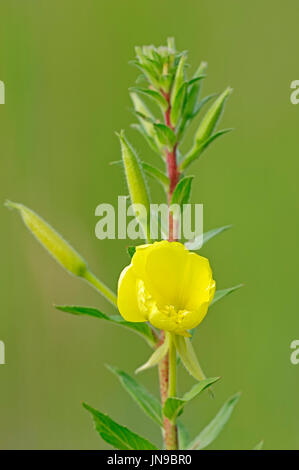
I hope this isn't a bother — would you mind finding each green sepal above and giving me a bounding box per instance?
[136,332,170,374]
[174,335,207,382]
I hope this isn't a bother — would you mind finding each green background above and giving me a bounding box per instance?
[0,0,298,450]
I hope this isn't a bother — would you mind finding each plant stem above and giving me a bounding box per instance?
[83,270,118,306]
[168,334,177,397]
[157,89,180,450]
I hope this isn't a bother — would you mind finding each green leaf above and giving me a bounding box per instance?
[153,123,177,149]
[211,284,243,306]
[141,162,169,190]
[136,332,170,373]
[174,335,207,382]
[130,87,168,111]
[191,93,216,119]
[183,63,207,118]
[194,87,233,144]
[170,83,186,127]
[107,365,163,426]
[253,440,264,450]
[163,377,220,421]
[180,128,233,171]
[131,123,161,155]
[170,176,194,208]
[55,306,156,347]
[127,246,136,259]
[83,403,157,450]
[130,60,160,89]
[171,54,186,107]
[177,421,190,450]
[185,225,232,250]
[187,393,241,450]
[130,92,162,153]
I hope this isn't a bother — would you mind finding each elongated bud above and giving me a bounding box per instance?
[5,200,117,305]
[118,131,151,242]
[194,87,232,144]
[170,54,186,107]
[5,201,87,276]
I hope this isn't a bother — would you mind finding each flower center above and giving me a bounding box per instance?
[137,279,191,326]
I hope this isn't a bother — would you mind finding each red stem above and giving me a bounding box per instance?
[163,92,180,242]
[157,90,179,450]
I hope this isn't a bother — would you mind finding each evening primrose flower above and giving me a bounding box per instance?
[117,241,215,336]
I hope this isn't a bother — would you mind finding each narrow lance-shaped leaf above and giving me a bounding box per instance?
[154,123,176,150]
[171,82,186,127]
[170,176,194,208]
[194,87,233,144]
[180,128,233,171]
[211,284,243,306]
[131,123,161,155]
[130,87,168,112]
[183,62,208,118]
[55,305,157,347]
[5,201,117,306]
[171,54,186,107]
[187,393,241,450]
[141,162,169,191]
[177,421,190,450]
[185,224,232,250]
[136,332,170,374]
[130,92,162,153]
[106,365,163,426]
[163,377,220,421]
[83,403,157,450]
[118,131,151,242]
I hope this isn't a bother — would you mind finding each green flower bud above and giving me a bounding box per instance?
[5,200,117,305]
[5,201,87,276]
[118,131,151,242]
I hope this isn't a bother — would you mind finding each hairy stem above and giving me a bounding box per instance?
[168,334,177,397]
[157,89,179,450]
[83,270,117,306]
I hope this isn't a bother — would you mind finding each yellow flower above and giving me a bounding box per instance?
[117,241,215,336]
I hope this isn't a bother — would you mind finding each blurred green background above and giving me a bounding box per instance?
[1,0,298,450]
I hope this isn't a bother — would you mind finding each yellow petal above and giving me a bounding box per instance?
[117,265,145,322]
[143,241,189,307]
